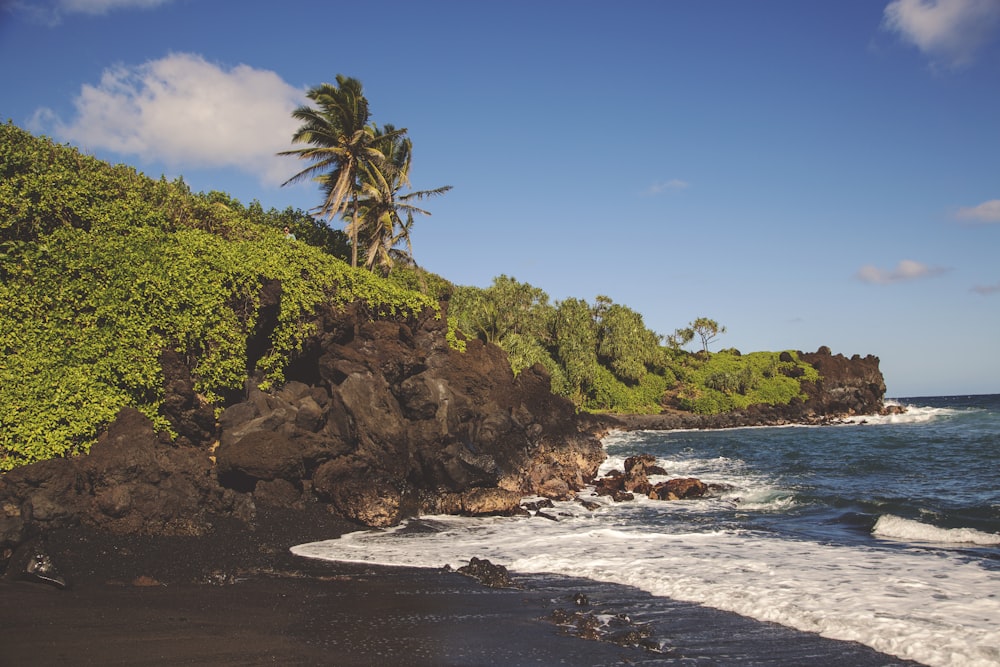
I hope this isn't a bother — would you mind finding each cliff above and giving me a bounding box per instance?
[0,290,886,581]
[0,292,604,578]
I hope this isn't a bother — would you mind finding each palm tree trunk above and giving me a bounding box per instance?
[350,192,359,268]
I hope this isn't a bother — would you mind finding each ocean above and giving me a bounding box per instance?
[293,394,1000,666]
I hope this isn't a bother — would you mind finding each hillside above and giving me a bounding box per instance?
[0,123,890,587]
[0,122,437,470]
[1,122,886,473]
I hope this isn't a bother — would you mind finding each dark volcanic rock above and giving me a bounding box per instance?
[0,285,888,582]
[649,477,709,501]
[0,407,250,543]
[213,301,605,527]
[456,556,515,588]
[1,292,606,578]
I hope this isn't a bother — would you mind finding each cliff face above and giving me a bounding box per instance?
[0,295,604,572]
[0,292,887,577]
[215,299,604,526]
[795,348,886,418]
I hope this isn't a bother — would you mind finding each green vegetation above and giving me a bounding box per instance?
[445,276,820,415]
[0,121,436,470]
[675,349,819,414]
[281,76,450,274]
[1,109,823,471]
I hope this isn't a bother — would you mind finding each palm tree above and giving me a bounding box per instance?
[280,75,405,268]
[352,125,452,274]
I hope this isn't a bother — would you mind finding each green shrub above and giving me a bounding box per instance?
[0,124,438,470]
[676,350,818,414]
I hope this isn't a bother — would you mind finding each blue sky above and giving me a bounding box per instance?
[2,0,998,397]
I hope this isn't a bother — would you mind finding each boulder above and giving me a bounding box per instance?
[649,478,709,501]
[455,557,514,588]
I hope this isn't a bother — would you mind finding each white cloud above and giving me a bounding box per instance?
[8,0,171,24]
[882,0,1000,68]
[971,282,1000,295]
[647,179,690,195]
[34,53,306,186]
[956,199,1000,223]
[59,0,170,14]
[855,259,948,284]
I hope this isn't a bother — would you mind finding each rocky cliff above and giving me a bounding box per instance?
[1,294,604,577]
[0,291,887,580]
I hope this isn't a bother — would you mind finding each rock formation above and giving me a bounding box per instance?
[1,295,605,577]
[0,287,889,580]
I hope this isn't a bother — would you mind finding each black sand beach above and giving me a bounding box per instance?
[0,512,921,666]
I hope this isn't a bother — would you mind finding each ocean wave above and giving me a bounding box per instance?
[872,514,1000,546]
[294,509,1000,667]
[852,400,967,425]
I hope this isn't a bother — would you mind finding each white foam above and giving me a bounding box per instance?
[873,514,1000,546]
[293,503,1000,667]
[596,449,792,514]
[844,403,960,425]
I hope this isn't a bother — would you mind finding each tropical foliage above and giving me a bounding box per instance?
[352,124,452,274]
[281,76,449,274]
[675,350,819,414]
[1,117,823,471]
[0,122,437,470]
[445,276,819,415]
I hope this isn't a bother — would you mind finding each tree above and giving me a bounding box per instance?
[551,297,600,401]
[666,326,695,350]
[690,317,726,353]
[593,296,662,383]
[450,275,551,345]
[280,76,405,268]
[352,125,451,274]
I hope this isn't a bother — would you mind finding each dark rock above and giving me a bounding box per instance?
[2,537,68,589]
[0,407,244,545]
[456,557,514,588]
[158,349,217,447]
[521,498,555,513]
[0,279,887,583]
[593,475,624,496]
[650,478,709,501]
[611,490,635,503]
[624,454,657,474]
[252,478,302,508]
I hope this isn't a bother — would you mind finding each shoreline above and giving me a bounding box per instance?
[1,512,920,666]
[1,559,922,667]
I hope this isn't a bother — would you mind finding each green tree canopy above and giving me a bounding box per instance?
[593,296,663,384]
[690,317,726,352]
[450,275,551,346]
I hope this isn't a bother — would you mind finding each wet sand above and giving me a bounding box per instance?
[0,511,921,666]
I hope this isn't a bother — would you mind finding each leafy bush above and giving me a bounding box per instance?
[676,350,818,414]
[0,123,437,470]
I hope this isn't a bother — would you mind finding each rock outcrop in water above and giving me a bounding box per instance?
[0,288,888,580]
[591,454,722,503]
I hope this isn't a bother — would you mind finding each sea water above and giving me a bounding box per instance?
[293,395,1000,667]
